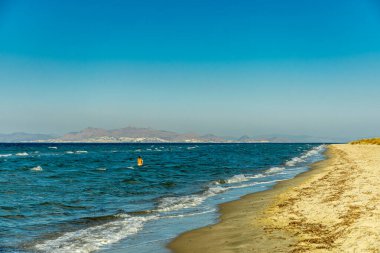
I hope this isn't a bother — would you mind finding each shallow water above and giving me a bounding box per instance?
[0,143,326,252]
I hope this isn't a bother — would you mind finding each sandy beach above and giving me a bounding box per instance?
[168,144,380,252]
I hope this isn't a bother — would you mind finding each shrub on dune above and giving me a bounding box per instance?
[350,138,380,145]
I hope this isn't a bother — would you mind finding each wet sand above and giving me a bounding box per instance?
[168,144,380,252]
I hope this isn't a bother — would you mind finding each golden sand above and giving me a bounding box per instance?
[168,144,380,252]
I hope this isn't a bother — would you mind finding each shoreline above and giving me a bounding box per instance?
[168,144,380,252]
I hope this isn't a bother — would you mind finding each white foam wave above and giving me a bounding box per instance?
[165,209,216,218]
[157,185,226,212]
[31,166,43,171]
[157,172,279,213]
[285,145,326,167]
[157,195,205,212]
[265,167,285,174]
[225,179,283,190]
[96,168,106,171]
[0,154,12,157]
[248,174,267,179]
[34,214,158,253]
[213,173,266,185]
[16,152,29,156]
[225,174,249,184]
[65,150,88,154]
[206,186,226,195]
[48,147,58,149]
[286,157,304,166]
[157,177,282,213]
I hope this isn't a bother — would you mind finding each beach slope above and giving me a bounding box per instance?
[168,144,380,252]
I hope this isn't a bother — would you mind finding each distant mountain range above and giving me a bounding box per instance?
[0,127,346,143]
[0,132,55,142]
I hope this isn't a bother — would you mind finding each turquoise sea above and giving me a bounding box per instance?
[0,143,326,253]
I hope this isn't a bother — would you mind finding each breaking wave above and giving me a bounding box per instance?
[225,174,249,184]
[34,214,158,253]
[65,151,88,154]
[156,178,283,213]
[285,145,326,166]
[31,166,43,171]
[16,152,29,156]
[265,167,285,174]
[76,151,88,154]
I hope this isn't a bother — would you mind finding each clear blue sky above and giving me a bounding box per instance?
[1,0,379,139]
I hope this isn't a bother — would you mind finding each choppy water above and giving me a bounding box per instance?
[0,143,326,253]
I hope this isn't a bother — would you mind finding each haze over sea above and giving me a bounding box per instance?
[1,1,380,139]
[1,143,325,253]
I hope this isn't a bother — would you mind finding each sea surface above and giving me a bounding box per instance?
[0,143,326,253]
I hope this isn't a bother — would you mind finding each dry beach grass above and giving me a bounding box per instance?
[350,138,380,145]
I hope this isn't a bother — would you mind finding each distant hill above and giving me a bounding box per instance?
[254,134,346,143]
[0,132,55,142]
[237,135,266,143]
[54,127,226,143]
[0,127,343,143]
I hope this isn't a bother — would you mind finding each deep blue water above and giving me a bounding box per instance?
[0,143,326,253]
